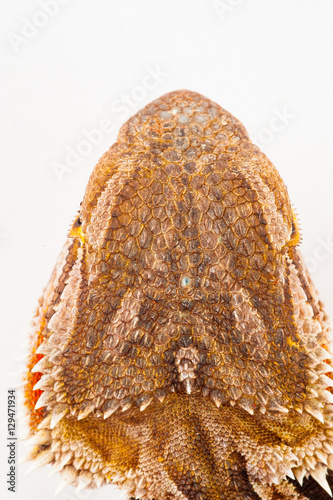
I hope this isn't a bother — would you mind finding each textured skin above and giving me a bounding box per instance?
[24,90,333,499]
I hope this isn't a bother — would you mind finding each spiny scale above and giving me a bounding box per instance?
[23,90,333,499]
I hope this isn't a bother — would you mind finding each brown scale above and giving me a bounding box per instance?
[24,90,333,499]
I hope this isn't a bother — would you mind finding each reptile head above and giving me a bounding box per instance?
[24,90,333,499]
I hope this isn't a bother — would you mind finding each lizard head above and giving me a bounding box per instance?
[24,90,333,499]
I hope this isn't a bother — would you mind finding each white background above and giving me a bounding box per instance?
[1,1,333,499]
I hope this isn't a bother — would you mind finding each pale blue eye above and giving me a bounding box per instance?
[182,277,191,287]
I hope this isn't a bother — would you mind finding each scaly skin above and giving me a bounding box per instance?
[24,90,333,499]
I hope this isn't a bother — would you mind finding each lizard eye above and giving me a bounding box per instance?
[68,214,84,242]
[288,210,301,247]
[73,215,82,228]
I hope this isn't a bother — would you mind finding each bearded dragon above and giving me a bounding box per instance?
[23,90,333,499]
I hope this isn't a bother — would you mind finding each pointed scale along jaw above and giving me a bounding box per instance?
[24,90,333,499]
